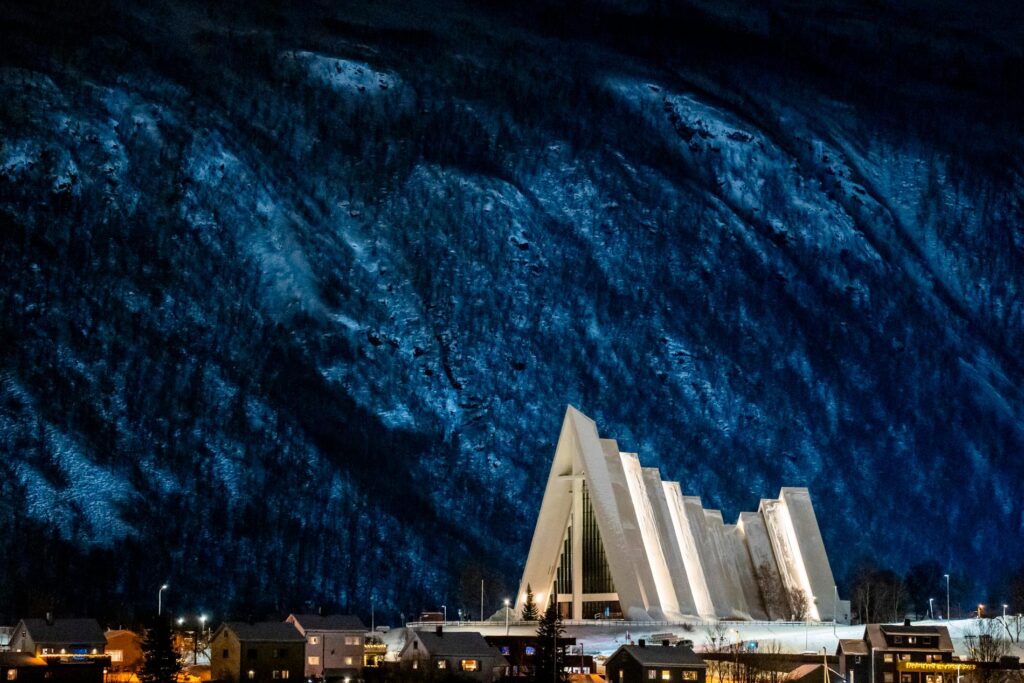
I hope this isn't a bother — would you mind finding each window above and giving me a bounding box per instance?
[7,671,17,681]
[412,641,418,650]
[894,637,903,644]
[900,655,911,662]
[308,657,320,666]
[683,672,698,681]
[460,660,479,672]
[436,661,447,670]
[281,672,290,679]
[619,672,624,683]
[344,658,353,666]
[908,637,917,645]
[856,657,862,664]
[273,671,280,679]
[525,647,535,656]
[274,649,285,659]
[500,647,510,656]
[884,674,893,683]
[884,655,894,663]
[344,637,360,646]
[309,636,319,645]
[247,672,255,680]
[412,661,418,670]
[902,675,912,683]
[662,670,671,681]
[109,650,124,663]
[223,650,229,659]
[648,672,657,680]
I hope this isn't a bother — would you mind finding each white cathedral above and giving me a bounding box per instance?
[515,406,851,622]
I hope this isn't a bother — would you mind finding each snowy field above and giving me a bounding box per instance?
[382,619,1024,660]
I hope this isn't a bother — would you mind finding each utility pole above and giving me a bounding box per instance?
[945,574,950,620]
[481,579,484,622]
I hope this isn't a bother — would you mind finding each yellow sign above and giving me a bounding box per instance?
[897,663,976,673]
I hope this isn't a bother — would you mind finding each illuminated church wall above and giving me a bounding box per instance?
[515,406,851,622]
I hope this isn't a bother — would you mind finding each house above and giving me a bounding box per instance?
[399,627,507,682]
[837,622,955,683]
[284,614,366,681]
[605,642,706,683]
[484,635,578,677]
[0,652,47,683]
[210,622,305,683]
[104,629,144,681]
[6,618,108,683]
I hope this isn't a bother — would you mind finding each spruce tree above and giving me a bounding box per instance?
[521,584,539,621]
[139,617,182,683]
[534,599,566,683]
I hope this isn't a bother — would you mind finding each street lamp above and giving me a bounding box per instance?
[442,605,446,624]
[158,584,169,616]
[944,574,950,620]
[929,598,935,620]
[977,604,984,619]
[1003,604,1008,621]
[504,599,511,636]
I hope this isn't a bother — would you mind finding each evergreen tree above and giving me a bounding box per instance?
[139,617,182,683]
[521,584,539,621]
[534,598,566,683]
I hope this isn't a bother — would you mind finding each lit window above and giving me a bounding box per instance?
[908,638,917,645]
[683,672,698,681]
[273,671,280,679]
[437,661,447,670]
[248,671,255,680]
[282,672,290,679]
[412,661,418,670]
[109,650,124,663]
[308,657,320,666]
[500,647,510,656]
[662,670,671,681]
[901,655,911,662]
[309,637,319,645]
[884,655,894,663]
[902,675,912,683]
[649,672,657,680]
[884,674,893,683]
[344,658,353,666]
[8,671,18,681]
[344,637,360,646]
[460,660,479,672]
[894,637,902,644]
[525,647,535,656]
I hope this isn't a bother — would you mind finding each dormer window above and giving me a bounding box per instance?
[893,636,903,644]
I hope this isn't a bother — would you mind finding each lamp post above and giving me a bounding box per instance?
[1003,604,1008,621]
[504,599,511,636]
[442,605,446,624]
[944,574,950,620]
[929,598,935,620]
[977,604,984,619]
[158,584,169,617]
[200,615,208,665]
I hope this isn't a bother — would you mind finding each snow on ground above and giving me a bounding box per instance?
[280,50,400,95]
[381,619,1024,660]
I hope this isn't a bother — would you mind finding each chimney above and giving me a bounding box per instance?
[662,640,670,648]
[436,625,443,637]
[46,612,54,626]
[904,619,912,627]
[639,639,646,648]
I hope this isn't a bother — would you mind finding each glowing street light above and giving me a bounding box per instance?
[978,604,984,619]
[158,584,169,616]
[929,598,935,620]
[504,599,511,635]
[1003,604,1008,620]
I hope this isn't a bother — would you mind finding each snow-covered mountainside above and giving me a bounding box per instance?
[0,0,1022,621]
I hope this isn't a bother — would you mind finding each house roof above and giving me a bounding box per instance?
[220,622,305,643]
[287,614,366,633]
[838,640,869,656]
[409,630,504,658]
[865,624,954,651]
[17,619,106,645]
[0,652,47,668]
[610,645,706,668]
[784,664,844,683]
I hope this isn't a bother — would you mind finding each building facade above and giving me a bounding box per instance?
[837,623,955,683]
[210,622,305,683]
[605,643,706,683]
[399,628,506,683]
[7,619,108,683]
[284,615,366,681]
[516,406,850,621]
